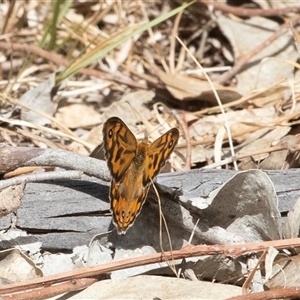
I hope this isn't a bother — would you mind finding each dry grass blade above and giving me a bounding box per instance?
[175,35,237,170]
[56,1,195,83]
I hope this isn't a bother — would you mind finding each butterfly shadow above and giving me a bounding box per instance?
[49,177,110,201]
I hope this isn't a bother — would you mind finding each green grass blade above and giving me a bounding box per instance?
[56,1,195,84]
[39,0,74,49]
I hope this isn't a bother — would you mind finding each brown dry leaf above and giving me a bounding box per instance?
[67,90,156,154]
[152,64,241,104]
[187,106,280,164]
[101,90,154,129]
[55,104,102,129]
[0,248,43,283]
[238,129,292,170]
[254,0,298,9]
[0,183,25,217]
[217,14,298,95]
[282,135,300,169]
[20,73,56,126]
[250,91,286,108]
[199,170,281,242]
[265,254,300,288]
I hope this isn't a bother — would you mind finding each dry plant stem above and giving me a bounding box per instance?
[178,219,200,278]
[242,251,267,295]
[227,287,300,300]
[139,1,154,41]
[0,41,146,89]
[198,26,208,60]
[282,134,300,169]
[235,144,300,160]
[202,1,300,17]
[0,170,82,190]
[178,109,300,150]
[195,78,286,116]
[272,108,300,126]
[175,36,237,170]
[175,123,266,148]
[169,9,183,73]
[3,166,52,178]
[1,238,300,296]
[1,0,16,35]
[217,15,300,85]
[202,143,292,169]
[173,111,191,169]
[0,114,92,149]
[0,277,98,300]
[290,22,300,56]
[5,95,76,138]
[189,92,300,145]
[125,65,160,85]
[0,144,110,181]
[16,128,62,150]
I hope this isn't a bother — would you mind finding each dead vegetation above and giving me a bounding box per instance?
[1,1,300,299]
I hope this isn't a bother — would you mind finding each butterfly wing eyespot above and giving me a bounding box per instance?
[108,128,113,138]
[103,116,179,234]
[103,117,137,182]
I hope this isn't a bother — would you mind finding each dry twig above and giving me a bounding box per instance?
[0,41,147,89]
[217,15,300,84]
[202,1,300,17]
[1,238,300,298]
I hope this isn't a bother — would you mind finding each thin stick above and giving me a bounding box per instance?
[0,115,93,149]
[173,110,191,170]
[202,143,292,169]
[0,41,146,89]
[169,9,183,73]
[1,238,300,295]
[202,1,300,17]
[175,35,238,170]
[0,170,83,190]
[217,15,300,84]
[0,145,110,181]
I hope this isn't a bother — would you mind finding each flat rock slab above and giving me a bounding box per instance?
[0,169,299,251]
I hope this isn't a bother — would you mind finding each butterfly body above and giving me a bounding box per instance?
[102,117,179,234]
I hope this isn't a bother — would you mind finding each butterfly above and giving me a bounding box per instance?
[101,116,179,234]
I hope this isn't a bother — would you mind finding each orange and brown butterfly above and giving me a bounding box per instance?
[100,116,179,235]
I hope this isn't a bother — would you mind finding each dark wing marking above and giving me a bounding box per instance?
[110,179,150,234]
[103,117,137,182]
[143,128,179,186]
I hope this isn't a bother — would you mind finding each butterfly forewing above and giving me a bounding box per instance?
[103,117,137,182]
[143,128,179,186]
[102,116,179,234]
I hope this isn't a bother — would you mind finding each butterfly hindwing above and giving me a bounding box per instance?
[110,179,150,234]
[101,116,179,234]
